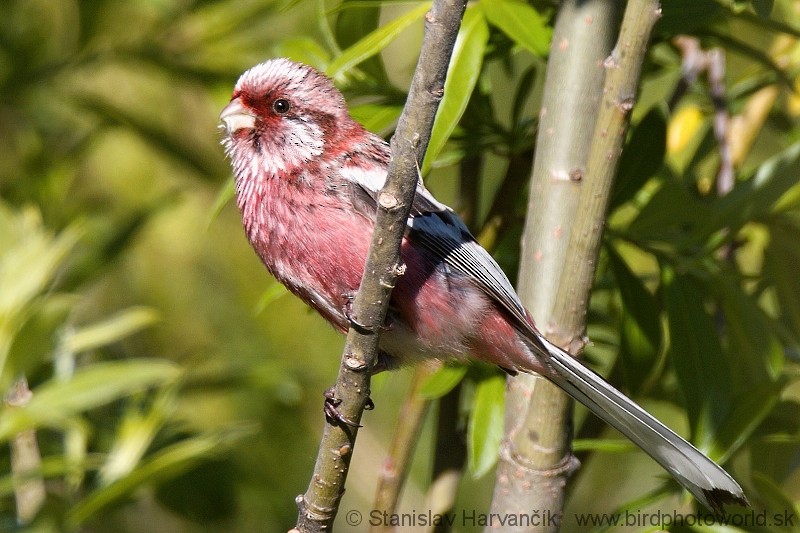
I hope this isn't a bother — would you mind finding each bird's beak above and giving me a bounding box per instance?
[220,98,256,134]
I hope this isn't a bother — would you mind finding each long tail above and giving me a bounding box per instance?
[528,335,747,512]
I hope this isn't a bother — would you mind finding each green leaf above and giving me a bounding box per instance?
[0,212,80,321]
[468,374,505,478]
[6,294,76,380]
[764,221,800,342]
[511,65,538,126]
[480,0,551,57]
[0,455,107,498]
[208,179,235,226]
[422,6,489,174]
[349,103,403,134]
[334,2,388,83]
[326,3,430,79]
[67,426,252,527]
[625,178,707,243]
[63,307,160,355]
[696,142,800,241]
[654,0,726,35]
[99,385,178,485]
[706,382,780,464]
[752,0,774,18]
[0,360,181,441]
[419,364,467,399]
[273,37,332,70]
[716,277,784,383]
[607,244,662,392]
[662,266,732,450]
[750,471,798,522]
[611,106,667,211]
[254,283,289,315]
[572,438,636,453]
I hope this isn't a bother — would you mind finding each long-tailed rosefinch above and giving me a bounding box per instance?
[220,58,746,510]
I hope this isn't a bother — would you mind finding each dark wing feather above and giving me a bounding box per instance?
[339,162,532,331]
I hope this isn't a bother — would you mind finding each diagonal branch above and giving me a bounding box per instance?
[293,2,467,531]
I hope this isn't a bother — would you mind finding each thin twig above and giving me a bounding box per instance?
[293,2,467,531]
[426,383,465,533]
[370,363,440,533]
[6,377,46,524]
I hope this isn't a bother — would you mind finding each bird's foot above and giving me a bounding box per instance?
[323,387,374,427]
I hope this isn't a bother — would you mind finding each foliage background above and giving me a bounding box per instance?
[1,0,799,531]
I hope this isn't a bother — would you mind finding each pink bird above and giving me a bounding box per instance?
[220,58,747,511]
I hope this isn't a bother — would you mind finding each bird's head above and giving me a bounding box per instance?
[220,59,350,178]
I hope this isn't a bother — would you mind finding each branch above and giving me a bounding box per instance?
[488,0,660,528]
[293,2,467,531]
[370,363,440,533]
[6,377,46,525]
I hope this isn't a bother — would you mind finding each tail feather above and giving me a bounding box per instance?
[530,335,747,512]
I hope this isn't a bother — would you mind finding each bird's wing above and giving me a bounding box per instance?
[340,162,532,331]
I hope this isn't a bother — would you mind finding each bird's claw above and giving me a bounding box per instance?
[342,292,374,335]
[323,387,374,427]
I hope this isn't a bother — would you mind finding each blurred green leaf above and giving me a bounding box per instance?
[654,0,726,35]
[67,425,253,527]
[611,107,667,210]
[326,3,430,79]
[752,0,774,18]
[707,382,780,463]
[208,178,236,225]
[697,142,800,242]
[273,37,332,69]
[662,266,732,449]
[350,103,403,134]
[0,206,81,382]
[6,294,76,380]
[419,364,467,399]
[510,65,538,126]
[423,6,489,174]
[607,244,662,392]
[334,2,388,83]
[468,374,504,478]
[63,307,160,355]
[0,360,181,441]
[254,283,289,315]
[624,178,707,243]
[572,438,635,453]
[764,220,800,343]
[750,471,799,523]
[716,277,784,383]
[155,458,238,522]
[99,385,178,485]
[0,454,107,498]
[480,0,551,57]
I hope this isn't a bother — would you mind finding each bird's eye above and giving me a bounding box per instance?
[273,98,291,115]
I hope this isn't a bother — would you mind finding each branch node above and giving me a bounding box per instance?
[378,191,399,209]
[392,262,407,277]
[616,95,635,113]
[603,52,620,69]
[344,352,370,372]
[568,168,584,182]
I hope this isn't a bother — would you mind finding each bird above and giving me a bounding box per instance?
[219,57,748,511]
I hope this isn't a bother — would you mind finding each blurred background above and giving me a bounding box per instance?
[1,0,800,531]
